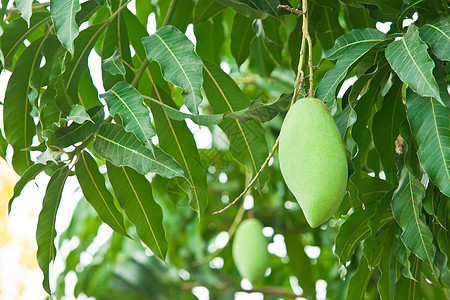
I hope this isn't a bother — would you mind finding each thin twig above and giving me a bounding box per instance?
[212,137,280,215]
[277,4,303,16]
[306,34,314,96]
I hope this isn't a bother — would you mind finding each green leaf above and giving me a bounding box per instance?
[391,167,435,263]
[3,37,45,175]
[223,93,291,123]
[419,16,450,61]
[149,86,208,218]
[8,163,54,213]
[101,13,134,90]
[54,105,104,149]
[1,12,49,69]
[203,60,269,189]
[107,162,167,260]
[346,255,376,300]
[394,256,422,300]
[324,28,387,61]
[94,123,185,179]
[216,0,287,19]
[15,0,33,26]
[405,89,450,197]
[75,151,128,236]
[36,166,71,294]
[77,70,103,109]
[311,5,344,50]
[230,13,256,67]
[101,81,156,147]
[194,14,225,64]
[102,47,126,76]
[377,230,396,300]
[145,96,223,126]
[249,37,275,77]
[0,130,7,159]
[55,23,106,115]
[142,25,204,116]
[334,203,377,264]
[50,0,81,54]
[373,76,406,181]
[315,30,387,115]
[193,0,226,24]
[385,25,442,105]
[67,104,93,124]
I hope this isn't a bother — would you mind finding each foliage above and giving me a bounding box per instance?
[1,0,449,299]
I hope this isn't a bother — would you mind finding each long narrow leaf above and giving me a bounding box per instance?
[3,37,45,174]
[107,162,167,260]
[50,0,81,54]
[203,60,269,189]
[391,167,435,263]
[385,24,442,104]
[94,123,185,179]
[36,166,71,293]
[75,151,128,236]
[150,86,208,218]
[405,89,450,196]
[101,81,156,148]
[419,16,450,61]
[315,29,387,115]
[142,25,204,116]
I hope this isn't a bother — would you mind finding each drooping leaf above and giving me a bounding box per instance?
[203,60,269,189]
[55,23,106,115]
[1,12,49,69]
[94,123,185,179]
[253,17,283,65]
[0,130,7,159]
[149,86,208,218]
[405,89,450,197]
[50,0,81,54]
[8,163,54,213]
[334,203,377,264]
[311,5,344,50]
[391,167,435,263]
[101,81,156,148]
[54,105,105,149]
[101,13,133,90]
[36,166,71,293]
[216,0,286,19]
[102,47,126,76]
[377,229,396,300]
[346,255,377,299]
[194,14,225,64]
[373,76,406,181]
[3,37,45,175]
[249,37,275,77]
[343,4,376,29]
[142,25,204,116]
[77,70,103,109]
[419,16,450,61]
[230,13,256,67]
[67,104,93,124]
[315,29,387,115]
[394,256,422,300]
[385,25,442,104]
[107,162,167,260]
[193,0,226,24]
[324,28,387,61]
[223,93,291,123]
[15,0,33,26]
[75,151,128,236]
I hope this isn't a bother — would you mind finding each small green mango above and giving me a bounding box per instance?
[279,98,348,228]
[232,218,269,284]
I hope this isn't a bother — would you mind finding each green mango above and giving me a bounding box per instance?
[232,218,269,284]
[279,97,348,228]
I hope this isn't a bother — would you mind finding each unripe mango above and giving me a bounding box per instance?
[232,219,269,284]
[279,98,348,228]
